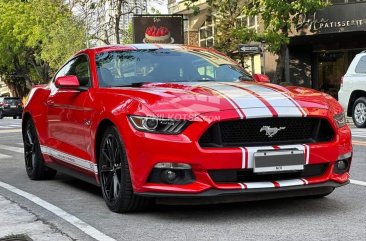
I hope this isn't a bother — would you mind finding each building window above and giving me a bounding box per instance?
[236,15,258,31]
[199,16,215,48]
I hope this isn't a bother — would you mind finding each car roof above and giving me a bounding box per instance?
[76,44,221,56]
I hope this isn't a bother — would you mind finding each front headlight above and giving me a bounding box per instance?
[334,112,346,128]
[128,115,189,134]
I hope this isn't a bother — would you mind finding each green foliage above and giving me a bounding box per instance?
[243,0,328,53]
[0,0,86,96]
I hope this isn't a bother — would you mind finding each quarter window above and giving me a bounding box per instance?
[355,56,366,73]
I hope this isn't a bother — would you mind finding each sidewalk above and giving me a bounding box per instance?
[0,194,73,241]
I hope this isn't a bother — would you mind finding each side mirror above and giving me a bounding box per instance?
[55,75,80,89]
[253,74,270,83]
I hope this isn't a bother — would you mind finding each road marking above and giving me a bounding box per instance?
[350,179,366,187]
[0,153,11,159]
[16,143,24,146]
[0,129,22,134]
[0,181,116,241]
[352,140,366,147]
[0,144,24,153]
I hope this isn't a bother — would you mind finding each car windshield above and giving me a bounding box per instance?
[95,49,253,87]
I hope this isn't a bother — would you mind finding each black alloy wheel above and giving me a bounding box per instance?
[99,126,151,213]
[23,119,57,180]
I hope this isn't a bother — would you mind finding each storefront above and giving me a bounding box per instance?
[289,2,366,99]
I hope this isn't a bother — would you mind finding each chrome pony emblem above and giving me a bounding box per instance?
[260,126,286,138]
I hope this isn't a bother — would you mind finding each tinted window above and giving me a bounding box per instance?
[355,56,366,73]
[54,55,91,87]
[95,49,252,87]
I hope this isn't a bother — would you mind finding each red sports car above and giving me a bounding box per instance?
[22,44,352,213]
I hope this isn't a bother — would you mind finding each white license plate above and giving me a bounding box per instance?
[10,105,16,108]
[253,149,305,173]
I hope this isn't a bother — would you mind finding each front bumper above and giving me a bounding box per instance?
[119,109,352,197]
[138,181,348,205]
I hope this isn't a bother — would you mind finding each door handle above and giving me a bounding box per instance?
[46,100,55,106]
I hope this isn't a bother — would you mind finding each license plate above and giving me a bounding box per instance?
[10,105,16,108]
[253,149,305,173]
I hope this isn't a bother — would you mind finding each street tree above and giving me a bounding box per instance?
[0,0,86,97]
[72,0,147,45]
[184,0,327,83]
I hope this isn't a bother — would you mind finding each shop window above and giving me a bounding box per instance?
[355,56,366,73]
[199,16,215,48]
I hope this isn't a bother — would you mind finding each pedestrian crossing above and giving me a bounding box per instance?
[351,128,366,139]
[0,143,23,159]
[0,119,22,130]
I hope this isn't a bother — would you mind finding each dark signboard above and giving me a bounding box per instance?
[238,44,262,54]
[133,15,184,44]
[296,3,366,34]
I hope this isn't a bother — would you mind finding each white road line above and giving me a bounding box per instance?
[350,179,366,187]
[0,129,22,134]
[16,143,24,146]
[0,153,11,159]
[0,181,116,241]
[0,144,24,153]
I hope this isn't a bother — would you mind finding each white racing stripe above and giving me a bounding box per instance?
[194,82,273,118]
[276,179,306,187]
[245,182,275,189]
[237,83,306,117]
[0,181,116,241]
[350,179,366,186]
[40,146,98,174]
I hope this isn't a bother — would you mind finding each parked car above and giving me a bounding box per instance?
[0,97,23,119]
[339,51,366,127]
[22,44,352,213]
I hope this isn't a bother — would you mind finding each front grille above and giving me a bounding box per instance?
[208,163,328,183]
[199,117,335,147]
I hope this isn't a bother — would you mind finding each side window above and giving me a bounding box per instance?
[355,56,366,73]
[54,55,91,87]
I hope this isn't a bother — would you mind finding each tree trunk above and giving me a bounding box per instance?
[274,43,288,84]
[115,0,123,44]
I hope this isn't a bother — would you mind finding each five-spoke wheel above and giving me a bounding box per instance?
[99,126,150,213]
[23,119,57,180]
[353,97,366,128]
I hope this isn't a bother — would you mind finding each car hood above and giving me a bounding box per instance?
[109,82,331,119]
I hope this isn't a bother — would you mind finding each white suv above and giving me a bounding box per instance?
[339,51,366,128]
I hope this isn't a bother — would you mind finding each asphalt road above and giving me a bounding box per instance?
[0,118,365,241]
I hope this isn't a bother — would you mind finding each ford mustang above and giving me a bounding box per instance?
[22,44,352,213]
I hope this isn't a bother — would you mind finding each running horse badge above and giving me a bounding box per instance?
[260,126,286,138]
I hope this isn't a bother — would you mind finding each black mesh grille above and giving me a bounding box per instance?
[208,164,328,183]
[199,118,335,147]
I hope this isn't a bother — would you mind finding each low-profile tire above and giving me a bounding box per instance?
[99,125,151,213]
[352,97,366,128]
[23,118,57,180]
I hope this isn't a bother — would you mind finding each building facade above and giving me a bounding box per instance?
[289,1,366,99]
[167,0,270,75]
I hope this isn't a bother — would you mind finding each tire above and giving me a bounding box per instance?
[99,126,151,213]
[0,111,3,119]
[352,97,366,128]
[23,118,57,180]
[13,116,17,119]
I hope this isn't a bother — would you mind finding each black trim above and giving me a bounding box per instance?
[137,181,348,205]
[46,163,99,186]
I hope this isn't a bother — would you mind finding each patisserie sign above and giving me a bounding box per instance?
[133,14,184,44]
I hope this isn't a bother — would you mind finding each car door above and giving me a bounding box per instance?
[45,55,94,174]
